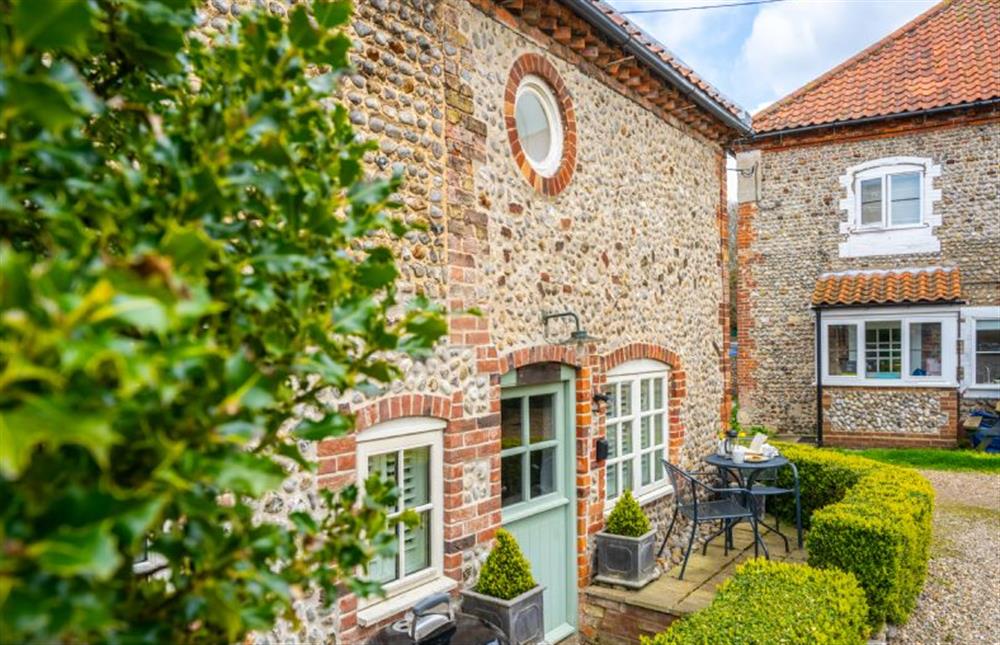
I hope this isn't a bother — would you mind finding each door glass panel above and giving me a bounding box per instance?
[607,423,618,459]
[619,382,632,416]
[654,377,664,409]
[404,510,430,575]
[621,420,633,455]
[528,394,555,443]
[402,447,430,507]
[501,455,524,507]
[640,416,651,449]
[530,448,556,498]
[606,464,618,500]
[501,398,523,449]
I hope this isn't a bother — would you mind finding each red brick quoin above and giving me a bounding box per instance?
[503,53,577,196]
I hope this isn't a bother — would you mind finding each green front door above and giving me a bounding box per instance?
[499,377,577,643]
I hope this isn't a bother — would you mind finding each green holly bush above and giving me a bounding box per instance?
[474,529,537,600]
[605,489,652,537]
[0,0,446,642]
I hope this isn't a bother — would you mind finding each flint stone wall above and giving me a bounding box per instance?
[738,120,1000,435]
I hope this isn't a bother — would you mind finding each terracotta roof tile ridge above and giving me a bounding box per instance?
[818,266,957,279]
[753,0,956,127]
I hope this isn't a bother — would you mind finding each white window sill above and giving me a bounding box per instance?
[605,484,674,517]
[847,223,928,235]
[357,576,456,627]
[819,379,956,389]
[962,385,1000,399]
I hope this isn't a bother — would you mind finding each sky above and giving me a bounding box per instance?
[607,0,938,116]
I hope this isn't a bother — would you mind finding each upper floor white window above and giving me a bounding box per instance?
[356,417,445,606]
[603,360,671,507]
[858,170,922,228]
[838,157,941,258]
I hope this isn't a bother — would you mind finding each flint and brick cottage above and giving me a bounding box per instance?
[735,0,999,447]
[202,0,752,642]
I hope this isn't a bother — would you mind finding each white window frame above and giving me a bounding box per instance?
[820,306,957,387]
[961,306,1000,398]
[838,157,942,258]
[854,166,924,230]
[603,359,672,510]
[514,74,564,178]
[355,417,449,623]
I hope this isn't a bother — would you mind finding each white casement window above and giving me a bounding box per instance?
[355,417,450,622]
[821,307,957,386]
[961,307,1000,398]
[857,170,922,229]
[838,157,941,258]
[603,360,670,506]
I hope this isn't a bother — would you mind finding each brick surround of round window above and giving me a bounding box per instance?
[504,53,577,196]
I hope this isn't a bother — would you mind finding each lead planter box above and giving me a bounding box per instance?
[460,585,545,645]
[594,529,660,589]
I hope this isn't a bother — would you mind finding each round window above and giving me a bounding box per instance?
[504,54,576,196]
[514,76,563,178]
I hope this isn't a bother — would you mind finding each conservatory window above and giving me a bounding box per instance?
[865,321,902,379]
[975,319,1000,386]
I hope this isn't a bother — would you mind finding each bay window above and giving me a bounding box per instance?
[821,309,956,386]
[603,360,670,505]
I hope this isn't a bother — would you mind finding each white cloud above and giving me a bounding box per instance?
[737,0,937,104]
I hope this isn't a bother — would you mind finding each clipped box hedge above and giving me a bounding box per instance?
[643,559,869,645]
[771,443,934,628]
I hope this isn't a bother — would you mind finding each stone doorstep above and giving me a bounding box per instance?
[584,517,807,619]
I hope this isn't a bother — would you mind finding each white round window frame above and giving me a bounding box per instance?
[514,75,564,179]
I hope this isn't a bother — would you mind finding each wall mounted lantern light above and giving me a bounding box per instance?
[542,310,602,345]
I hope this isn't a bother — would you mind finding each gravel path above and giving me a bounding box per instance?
[890,470,1000,645]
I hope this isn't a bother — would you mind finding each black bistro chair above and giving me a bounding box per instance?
[741,462,803,551]
[658,460,767,580]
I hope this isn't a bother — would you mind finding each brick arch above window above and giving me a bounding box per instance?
[352,394,457,434]
[598,342,687,455]
[504,53,577,196]
[498,344,581,375]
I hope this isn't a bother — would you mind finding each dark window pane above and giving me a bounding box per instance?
[528,394,555,443]
[501,398,522,450]
[530,448,556,498]
[828,324,857,375]
[908,322,941,376]
[501,455,523,507]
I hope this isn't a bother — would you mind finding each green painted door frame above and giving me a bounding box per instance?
[499,365,577,643]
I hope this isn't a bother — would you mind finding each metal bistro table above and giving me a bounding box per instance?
[703,453,803,550]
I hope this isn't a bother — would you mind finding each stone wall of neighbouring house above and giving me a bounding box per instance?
[206,0,734,642]
[736,117,1000,436]
[821,386,959,447]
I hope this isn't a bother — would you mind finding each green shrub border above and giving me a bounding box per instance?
[643,559,869,645]
[772,443,934,628]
